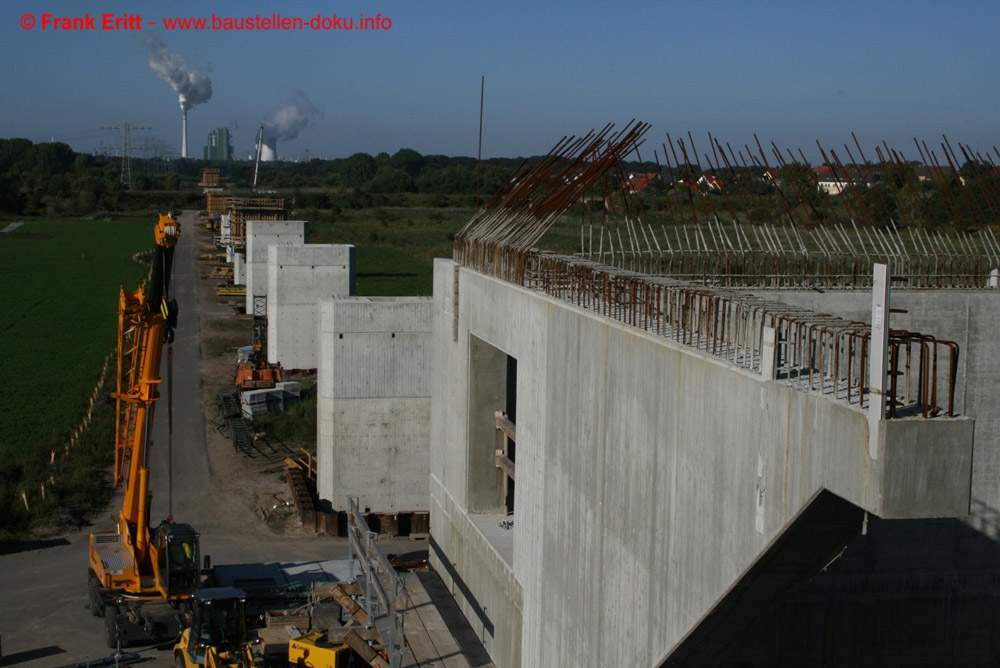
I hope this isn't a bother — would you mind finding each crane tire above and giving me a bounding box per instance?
[104,606,120,648]
[88,570,104,617]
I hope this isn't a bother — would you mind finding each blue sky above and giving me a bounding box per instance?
[2,0,998,164]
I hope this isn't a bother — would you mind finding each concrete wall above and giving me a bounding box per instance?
[429,259,974,668]
[318,297,432,513]
[751,288,1000,515]
[233,250,244,285]
[266,244,355,370]
[710,287,1000,666]
[244,219,307,313]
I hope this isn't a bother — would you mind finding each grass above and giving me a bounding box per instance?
[302,203,473,295]
[0,218,153,537]
[355,246,434,295]
[0,219,152,458]
[0,199,525,537]
[250,390,318,453]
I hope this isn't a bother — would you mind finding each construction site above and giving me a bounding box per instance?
[199,122,1000,667]
[6,122,1000,668]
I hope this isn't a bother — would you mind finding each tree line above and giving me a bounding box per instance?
[0,139,527,216]
[2,138,999,231]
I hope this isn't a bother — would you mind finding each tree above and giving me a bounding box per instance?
[341,152,376,189]
[779,162,823,216]
[417,164,476,194]
[0,138,33,174]
[73,153,95,173]
[390,148,425,177]
[30,142,75,177]
[0,173,24,213]
[367,166,412,193]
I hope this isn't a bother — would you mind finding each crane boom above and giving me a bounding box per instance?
[252,125,264,193]
[112,212,178,559]
[89,213,201,646]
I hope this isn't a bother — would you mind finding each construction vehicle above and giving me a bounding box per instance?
[88,213,203,647]
[234,319,282,391]
[174,588,256,668]
[175,588,359,668]
[288,632,356,668]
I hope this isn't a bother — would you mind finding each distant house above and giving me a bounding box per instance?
[621,172,659,193]
[813,164,875,195]
[913,164,963,184]
[697,174,724,192]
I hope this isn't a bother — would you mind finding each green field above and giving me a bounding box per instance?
[0,219,153,459]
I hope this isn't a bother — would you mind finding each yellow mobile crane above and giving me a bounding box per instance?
[88,213,203,648]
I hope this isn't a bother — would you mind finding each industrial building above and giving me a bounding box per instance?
[203,127,233,161]
[259,136,277,162]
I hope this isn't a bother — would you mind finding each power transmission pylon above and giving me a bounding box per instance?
[103,121,150,190]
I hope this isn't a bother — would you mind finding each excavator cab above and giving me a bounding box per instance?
[175,588,254,668]
[151,521,201,598]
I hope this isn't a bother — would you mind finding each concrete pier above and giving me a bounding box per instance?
[317,297,432,514]
[266,243,355,369]
[428,259,975,668]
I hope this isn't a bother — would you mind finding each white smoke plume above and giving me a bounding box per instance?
[144,34,212,111]
[263,93,321,142]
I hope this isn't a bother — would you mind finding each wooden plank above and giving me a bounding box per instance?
[313,581,361,598]
[493,412,516,440]
[312,582,368,626]
[399,573,472,668]
[324,626,380,643]
[494,452,515,479]
[342,630,390,668]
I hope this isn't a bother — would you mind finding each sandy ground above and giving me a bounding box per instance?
[192,228,308,538]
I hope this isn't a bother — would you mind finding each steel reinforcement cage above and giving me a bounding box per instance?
[454,242,958,418]
[453,123,966,419]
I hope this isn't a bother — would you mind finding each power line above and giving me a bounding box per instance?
[102,120,150,190]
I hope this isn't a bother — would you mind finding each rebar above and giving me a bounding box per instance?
[454,125,972,418]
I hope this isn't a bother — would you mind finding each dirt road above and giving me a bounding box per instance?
[0,212,373,667]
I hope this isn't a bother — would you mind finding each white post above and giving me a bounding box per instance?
[868,263,890,459]
[761,326,777,381]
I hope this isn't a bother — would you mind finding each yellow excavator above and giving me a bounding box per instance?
[88,213,203,647]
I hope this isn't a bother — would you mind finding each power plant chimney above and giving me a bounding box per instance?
[181,109,188,158]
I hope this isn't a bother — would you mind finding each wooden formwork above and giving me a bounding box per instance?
[286,452,430,538]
